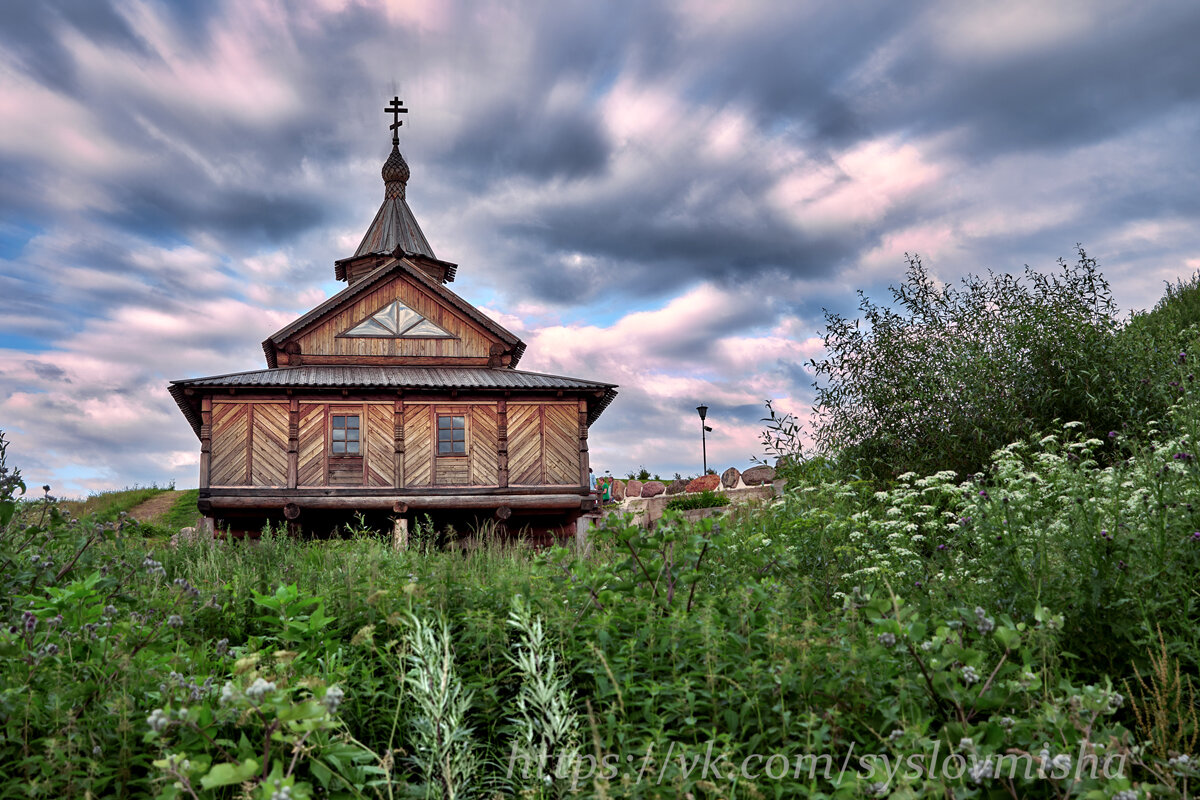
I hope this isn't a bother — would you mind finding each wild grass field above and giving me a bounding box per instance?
[1,252,1198,799]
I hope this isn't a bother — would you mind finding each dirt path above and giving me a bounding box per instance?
[126,490,184,524]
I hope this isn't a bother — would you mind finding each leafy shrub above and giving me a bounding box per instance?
[664,490,730,511]
[811,248,1131,480]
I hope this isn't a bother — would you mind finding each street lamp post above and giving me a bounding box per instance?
[696,405,712,475]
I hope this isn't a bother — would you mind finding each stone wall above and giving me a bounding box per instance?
[600,463,778,502]
[594,464,783,529]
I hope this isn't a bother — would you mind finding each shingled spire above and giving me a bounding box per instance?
[342,97,436,280]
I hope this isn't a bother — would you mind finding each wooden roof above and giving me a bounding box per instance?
[352,142,435,260]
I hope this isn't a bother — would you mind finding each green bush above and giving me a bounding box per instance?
[811,248,1132,480]
[664,490,730,511]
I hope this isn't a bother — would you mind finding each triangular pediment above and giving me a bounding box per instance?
[262,259,526,368]
[340,299,455,339]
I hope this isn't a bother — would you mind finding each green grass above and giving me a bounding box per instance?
[664,489,730,511]
[57,485,171,522]
[158,489,201,530]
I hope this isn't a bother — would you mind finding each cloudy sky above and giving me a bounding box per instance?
[2,0,1200,494]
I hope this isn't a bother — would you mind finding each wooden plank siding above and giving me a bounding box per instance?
[249,403,289,487]
[542,405,579,485]
[366,404,393,486]
[210,402,250,486]
[297,404,326,486]
[507,404,542,485]
[210,397,581,490]
[469,404,499,486]
[405,403,433,487]
[293,274,502,361]
[507,403,583,487]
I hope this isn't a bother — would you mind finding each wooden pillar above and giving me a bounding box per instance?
[245,404,254,483]
[497,399,509,488]
[287,397,299,489]
[394,398,405,488]
[392,502,409,550]
[199,395,212,490]
[578,399,590,489]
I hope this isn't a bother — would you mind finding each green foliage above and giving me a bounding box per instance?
[0,431,25,530]
[504,595,580,796]
[404,612,479,799]
[664,490,730,511]
[59,485,173,523]
[626,466,653,481]
[4,381,1200,799]
[159,489,202,531]
[811,248,1132,480]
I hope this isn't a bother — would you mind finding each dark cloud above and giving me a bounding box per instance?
[444,104,610,184]
[872,4,1200,158]
[0,1,143,93]
[3,0,1200,490]
[105,182,327,247]
[23,360,69,382]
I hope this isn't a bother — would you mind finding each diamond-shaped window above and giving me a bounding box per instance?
[341,300,455,339]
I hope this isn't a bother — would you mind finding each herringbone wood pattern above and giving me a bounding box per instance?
[211,402,250,486]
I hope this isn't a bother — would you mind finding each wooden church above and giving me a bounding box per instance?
[169,99,616,541]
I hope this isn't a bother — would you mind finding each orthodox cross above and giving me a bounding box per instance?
[385,96,408,143]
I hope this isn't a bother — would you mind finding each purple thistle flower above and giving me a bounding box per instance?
[1191,531,1200,542]
[1108,431,1118,439]
[937,544,947,551]
[979,489,989,499]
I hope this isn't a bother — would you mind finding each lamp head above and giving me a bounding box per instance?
[696,404,708,421]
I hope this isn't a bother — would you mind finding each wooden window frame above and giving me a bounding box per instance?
[436,413,468,458]
[330,413,362,457]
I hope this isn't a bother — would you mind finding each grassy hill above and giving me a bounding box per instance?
[57,486,200,531]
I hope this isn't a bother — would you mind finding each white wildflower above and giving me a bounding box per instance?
[245,677,276,703]
[147,708,170,733]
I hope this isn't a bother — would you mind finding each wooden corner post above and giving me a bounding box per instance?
[199,395,212,490]
[287,397,299,489]
[394,399,406,487]
[497,399,509,488]
[578,399,589,489]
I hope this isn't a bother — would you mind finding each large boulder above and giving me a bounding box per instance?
[610,479,626,501]
[665,479,688,495]
[641,480,666,498]
[625,479,643,498]
[686,474,720,492]
[721,467,741,489]
[170,526,210,548]
[741,465,777,486]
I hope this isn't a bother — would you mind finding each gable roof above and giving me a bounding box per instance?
[262,256,525,367]
[168,365,618,435]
